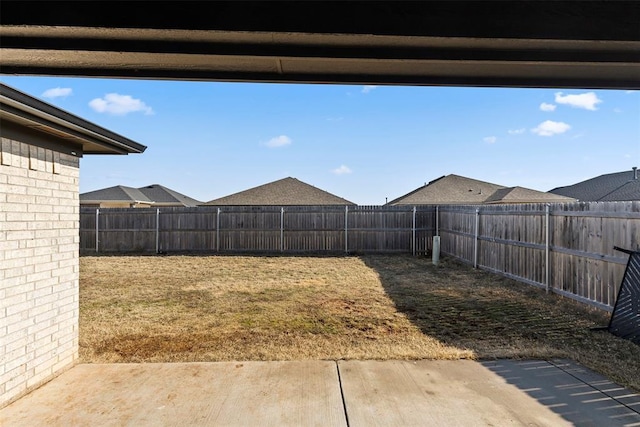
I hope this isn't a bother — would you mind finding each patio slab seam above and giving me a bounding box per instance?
[334,361,351,427]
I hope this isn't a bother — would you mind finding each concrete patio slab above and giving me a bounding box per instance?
[0,361,347,427]
[339,360,572,426]
[2,359,639,426]
[483,359,640,426]
[549,359,640,410]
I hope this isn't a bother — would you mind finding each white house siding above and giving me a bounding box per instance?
[0,137,80,407]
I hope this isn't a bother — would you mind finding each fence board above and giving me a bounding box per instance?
[435,202,639,311]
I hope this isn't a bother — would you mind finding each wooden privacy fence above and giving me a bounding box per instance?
[436,201,640,311]
[80,205,434,255]
[80,201,640,311]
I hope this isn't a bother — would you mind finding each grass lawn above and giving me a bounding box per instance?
[80,254,640,391]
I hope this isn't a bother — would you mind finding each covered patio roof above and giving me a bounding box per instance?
[1,1,638,89]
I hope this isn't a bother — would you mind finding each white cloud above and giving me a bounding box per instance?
[554,92,602,110]
[539,102,556,112]
[331,165,352,175]
[531,120,571,137]
[42,87,72,99]
[614,108,623,113]
[483,136,497,144]
[264,135,292,148]
[89,93,154,115]
[626,90,636,94]
[361,85,378,94]
[508,128,526,135]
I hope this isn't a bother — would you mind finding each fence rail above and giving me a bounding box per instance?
[80,205,434,255]
[435,202,640,311]
[80,202,640,311]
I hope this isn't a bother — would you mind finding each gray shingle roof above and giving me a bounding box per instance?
[201,177,355,206]
[137,184,202,207]
[549,168,640,201]
[388,175,575,205]
[80,185,152,204]
[81,184,202,207]
[387,174,506,205]
[484,186,575,204]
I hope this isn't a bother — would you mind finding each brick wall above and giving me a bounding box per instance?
[1,137,80,407]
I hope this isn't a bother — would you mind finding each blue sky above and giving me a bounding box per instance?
[1,75,638,205]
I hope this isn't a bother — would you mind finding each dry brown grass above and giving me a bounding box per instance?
[79,254,640,391]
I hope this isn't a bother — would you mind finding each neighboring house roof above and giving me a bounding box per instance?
[549,168,640,201]
[387,174,506,205]
[81,184,202,207]
[137,184,202,207]
[201,177,355,206]
[0,83,146,155]
[484,186,575,204]
[80,185,152,205]
[388,174,576,205]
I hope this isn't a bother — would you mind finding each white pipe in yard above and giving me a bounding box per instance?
[216,208,220,252]
[155,208,160,253]
[280,207,285,252]
[345,205,349,254]
[474,208,480,269]
[432,235,440,266]
[95,208,100,253]
[412,206,416,256]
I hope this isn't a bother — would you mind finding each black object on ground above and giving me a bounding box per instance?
[608,247,640,345]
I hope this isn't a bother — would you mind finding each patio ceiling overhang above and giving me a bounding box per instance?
[1,1,639,89]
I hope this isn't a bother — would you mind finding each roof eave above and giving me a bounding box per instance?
[0,83,146,155]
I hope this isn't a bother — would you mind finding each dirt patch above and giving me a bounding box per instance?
[80,254,640,391]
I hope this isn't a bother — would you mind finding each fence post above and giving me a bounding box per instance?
[95,208,100,253]
[545,203,550,294]
[345,205,349,254]
[435,205,439,236]
[412,206,416,256]
[216,208,220,252]
[155,208,160,253]
[474,208,480,268]
[280,207,285,253]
